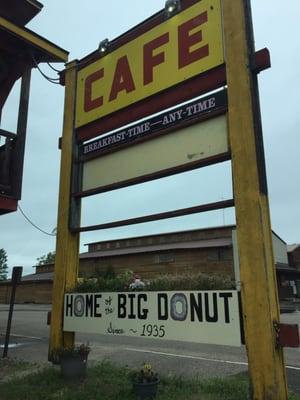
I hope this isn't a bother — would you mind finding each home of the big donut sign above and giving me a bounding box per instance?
[64,291,241,346]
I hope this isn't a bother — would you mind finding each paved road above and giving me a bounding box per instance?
[0,304,299,393]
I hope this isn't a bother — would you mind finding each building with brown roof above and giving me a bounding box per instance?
[1,225,300,304]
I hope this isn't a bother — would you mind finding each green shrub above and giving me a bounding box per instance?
[74,270,134,293]
[147,271,235,291]
[95,265,116,280]
[74,270,235,293]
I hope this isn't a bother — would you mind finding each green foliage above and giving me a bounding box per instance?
[53,344,91,362]
[74,270,235,293]
[131,363,158,383]
[290,393,300,400]
[0,358,34,378]
[146,272,235,292]
[0,361,299,400]
[0,248,8,281]
[75,270,134,293]
[36,251,55,266]
[95,265,116,280]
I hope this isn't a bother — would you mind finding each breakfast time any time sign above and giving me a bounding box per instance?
[64,290,241,347]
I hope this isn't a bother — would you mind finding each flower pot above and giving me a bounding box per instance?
[60,355,87,381]
[132,379,159,400]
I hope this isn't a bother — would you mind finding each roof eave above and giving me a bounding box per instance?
[0,16,68,63]
[0,0,43,26]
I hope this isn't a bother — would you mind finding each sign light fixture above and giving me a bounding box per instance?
[165,0,181,17]
[98,38,109,55]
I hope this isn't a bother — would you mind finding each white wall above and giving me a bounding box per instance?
[272,233,288,265]
[232,229,289,285]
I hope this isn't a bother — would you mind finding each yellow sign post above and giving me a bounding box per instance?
[49,61,80,360]
[223,0,288,398]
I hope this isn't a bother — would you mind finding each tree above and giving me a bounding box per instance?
[36,251,56,266]
[0,248,8,280]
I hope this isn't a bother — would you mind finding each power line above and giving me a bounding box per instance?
[32,55,61,85]
[18,204,56,237]
[47,62,62,73]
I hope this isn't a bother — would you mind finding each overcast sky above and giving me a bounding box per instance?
[1,0,299,276]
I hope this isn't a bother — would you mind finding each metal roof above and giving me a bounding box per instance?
[287,244,300,253]
[21,272,53,281]
[84,225,235,247]
[0,271,54,284]
[80,238,232,259]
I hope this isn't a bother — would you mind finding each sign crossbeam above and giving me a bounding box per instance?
[72,199,234,233]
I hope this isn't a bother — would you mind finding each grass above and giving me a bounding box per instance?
[0,358,38,382]
[0,360,299,400]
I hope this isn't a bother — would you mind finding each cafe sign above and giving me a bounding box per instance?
[64,290,241,346]
[75,0,224,128]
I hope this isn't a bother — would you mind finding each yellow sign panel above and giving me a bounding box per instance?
[82,114,228,192]
[76,0,224,128]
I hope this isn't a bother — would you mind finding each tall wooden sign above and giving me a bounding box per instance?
[50,1,288,398]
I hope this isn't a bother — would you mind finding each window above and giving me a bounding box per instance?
[208,249,219,261]
[154,253,175,264]
[208,248,232,261]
